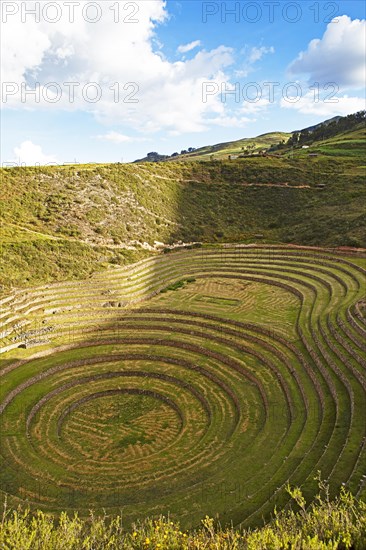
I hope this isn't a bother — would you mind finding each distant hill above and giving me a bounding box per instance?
[286,111,365,150]
[135,111,365,163]
[134,132,291,163]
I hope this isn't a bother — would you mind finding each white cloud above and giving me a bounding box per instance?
[1,18,51,83]
[241,98,270,114]
[96,132,148,143]
[280,91,365,116]
[177,40,201,54]
[289,16,366,88]
[235,45,274,77]
[208,115,251,128]
[248,46,274,64]
[1,1,235,134]
[12,141,58,166]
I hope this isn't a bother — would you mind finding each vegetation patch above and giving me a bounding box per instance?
[160,277,196,292]
[194,295,241,307]
[0,481,365,549]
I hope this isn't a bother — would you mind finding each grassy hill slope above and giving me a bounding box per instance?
[285,125,366,160]
[181,131,291,160]
[1,139,365,290]
[136,131,291,162]
[135,112,365,163]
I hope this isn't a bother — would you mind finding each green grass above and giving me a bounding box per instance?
[194,296,241,306]
[160,278,197,292]
[0,246,365,530]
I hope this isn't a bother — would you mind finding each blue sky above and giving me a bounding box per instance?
[1,0,365,164]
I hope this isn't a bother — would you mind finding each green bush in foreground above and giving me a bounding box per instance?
[0,482,365,549]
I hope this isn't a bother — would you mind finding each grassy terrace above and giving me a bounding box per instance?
[0,245,365,529]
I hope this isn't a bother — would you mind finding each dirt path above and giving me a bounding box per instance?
[6,223,63,240]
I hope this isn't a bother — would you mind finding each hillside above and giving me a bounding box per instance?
[135,131,291,162]
[1,140,365,289]
[284,125,366,161]
[135,111,365,163]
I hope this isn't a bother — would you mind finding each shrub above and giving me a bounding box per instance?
[0,481,365,549]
